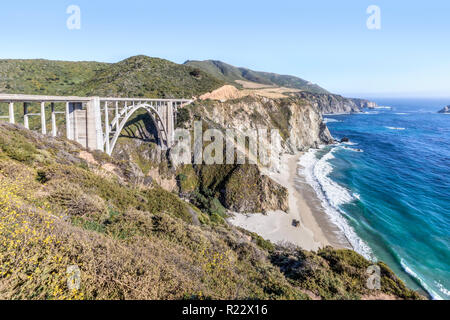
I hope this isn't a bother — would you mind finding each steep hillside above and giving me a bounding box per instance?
[0,59,106,95]
[0,56,224,98]
[184,60,329,94]
[0,123,422,300]
[75,56,224,98]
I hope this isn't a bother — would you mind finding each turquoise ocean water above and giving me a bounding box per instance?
[301,98,449,299]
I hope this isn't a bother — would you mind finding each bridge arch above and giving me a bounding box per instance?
[107,103,170,155]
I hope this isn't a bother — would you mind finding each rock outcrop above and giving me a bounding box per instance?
[221,164,289,213]
[351,98,378,110]
[294,92,377,114]
[438,106,450,113]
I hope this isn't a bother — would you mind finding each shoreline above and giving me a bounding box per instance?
[228,153,350,251]
[289,153,351,249]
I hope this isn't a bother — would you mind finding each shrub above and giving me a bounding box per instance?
[0,129,37,163]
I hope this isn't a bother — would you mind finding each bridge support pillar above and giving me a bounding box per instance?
[9,102,14,124]
[86,97,104,152]
[23,103,29,129]
[51,103,57,137]
[166,101,174,147]
[115,101,119,131]
[41,102,46,135]
[104,102,110,155]
[66,102,73,140]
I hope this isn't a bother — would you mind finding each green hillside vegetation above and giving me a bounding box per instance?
[0,59,107,95]
[184,60,329,94]
[75,56,224,98]
[0,56,224,98]
[0,123,423,300]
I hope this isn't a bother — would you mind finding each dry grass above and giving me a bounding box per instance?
[235,80,275,89]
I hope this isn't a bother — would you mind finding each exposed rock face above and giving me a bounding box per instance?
[186,95,333,154]
[111,111,176,191]
[352,98,378,110]
[294,92,377,114]
[221,164,289,213]
[438,106,450,113]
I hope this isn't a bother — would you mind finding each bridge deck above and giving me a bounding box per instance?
[0,94,192,104]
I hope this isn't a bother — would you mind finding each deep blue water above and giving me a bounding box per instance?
[322,98,450,299]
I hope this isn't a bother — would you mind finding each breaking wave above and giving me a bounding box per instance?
[299,148,373,260]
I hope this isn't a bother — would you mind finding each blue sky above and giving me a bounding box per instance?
[1,0,449,98]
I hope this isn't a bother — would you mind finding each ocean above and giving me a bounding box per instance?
[299,98,450,300]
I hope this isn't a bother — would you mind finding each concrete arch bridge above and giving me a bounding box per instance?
[0,94,193,155]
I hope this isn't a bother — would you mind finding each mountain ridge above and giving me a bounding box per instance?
[185,59,377,113]
[184,59,329,94]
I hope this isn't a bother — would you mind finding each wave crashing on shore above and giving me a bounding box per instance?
[299,147,373,260]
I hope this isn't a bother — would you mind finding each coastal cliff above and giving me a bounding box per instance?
[294,92,378,114]
[184,95,333,152]
[170,95,332,214]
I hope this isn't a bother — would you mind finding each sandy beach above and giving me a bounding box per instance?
[228,153,349,251]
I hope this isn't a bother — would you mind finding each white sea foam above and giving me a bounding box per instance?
[372,106,392,110]
[394,113,408,115]
[299,148,373,260]
[400,259,444,300]
[342,141,358,146]
[435,281,450,297]
[385,126,405,130]
[323,118,341,124]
